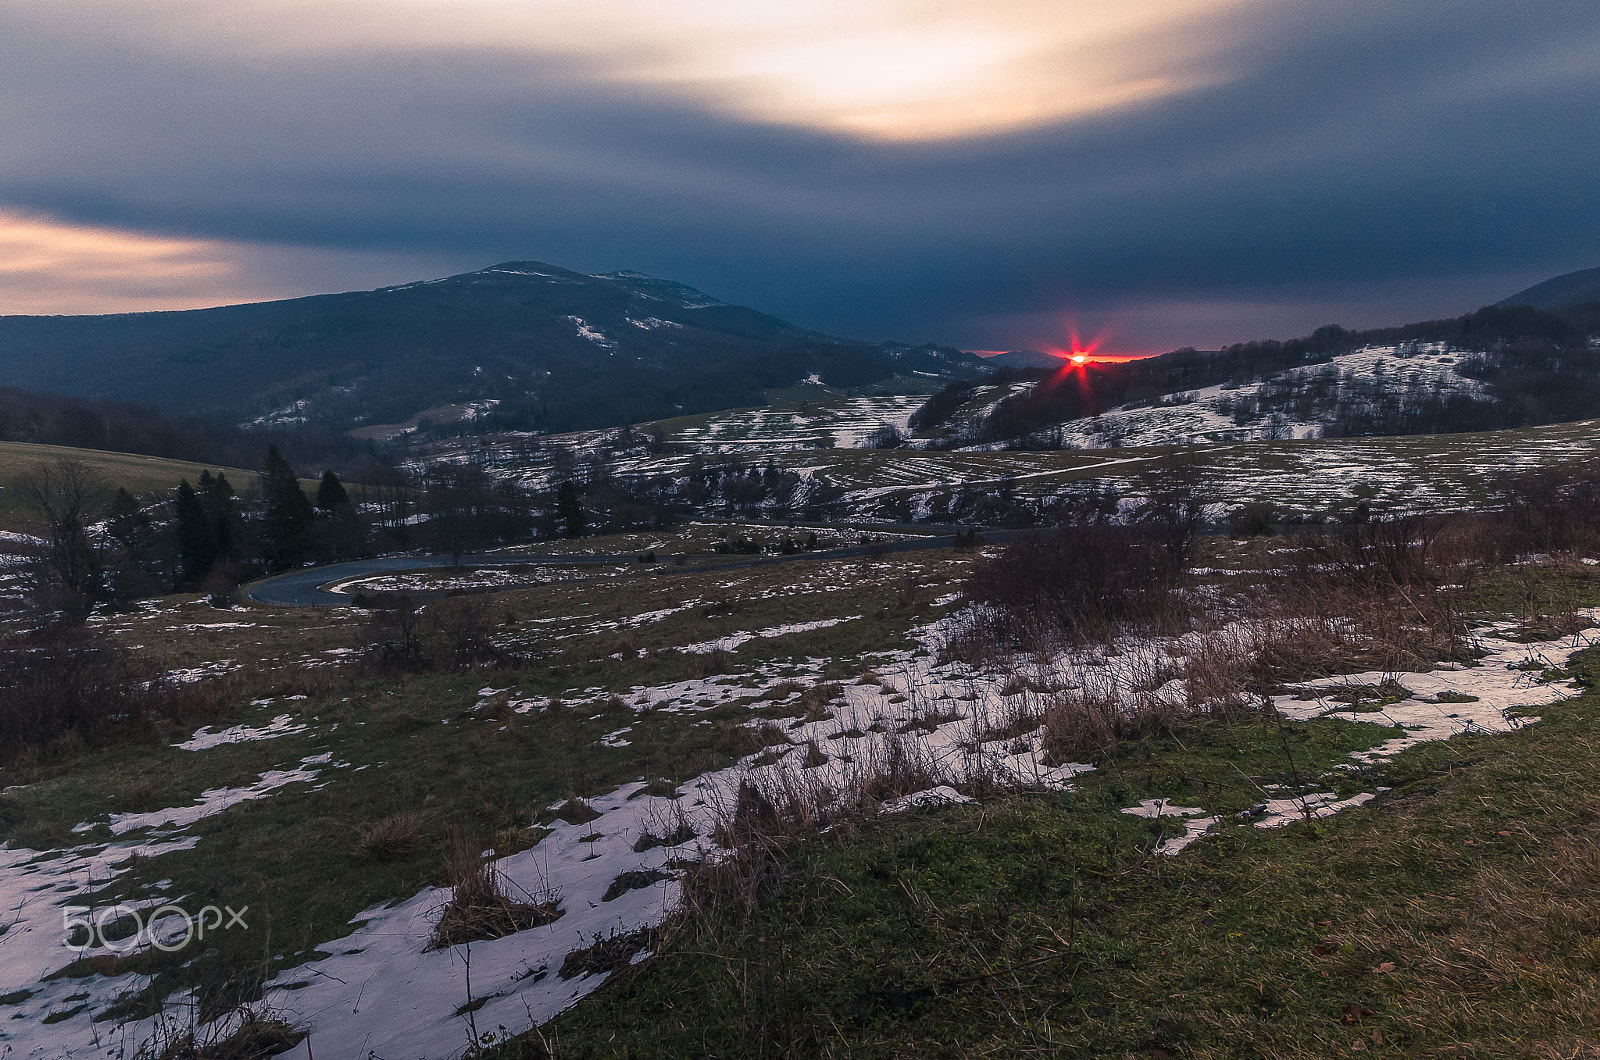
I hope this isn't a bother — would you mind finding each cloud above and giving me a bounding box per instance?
[57,0,1253,140]
[0,0,1596,347]
[0,209,472,315]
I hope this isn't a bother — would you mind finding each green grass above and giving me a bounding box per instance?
[11,518,1600,1054]
[536,648,1600,1059]
[0,549,965,1022]
[0,438,329,533]
[0,440,264,533]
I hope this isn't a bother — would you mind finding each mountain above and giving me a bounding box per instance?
[974,350,1063,370]
[1497,266,1600,311]
[0,262,985,436]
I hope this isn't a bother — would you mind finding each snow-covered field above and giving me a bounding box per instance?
[1040,344,1486,449]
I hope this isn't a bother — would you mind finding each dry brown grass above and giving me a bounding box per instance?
[356,810,429,861]
[427,836,562,950]
[138,1008,303,1060]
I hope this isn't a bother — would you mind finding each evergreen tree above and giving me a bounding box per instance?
[199,471,245,564]
[106,487,151,554]
[313,469,369,561]
[315,469,352,514]
[555,480,587,538]
[105,486,164,599]
[261,446,314,571]
[173,479,217,589]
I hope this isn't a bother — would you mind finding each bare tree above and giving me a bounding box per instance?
[18,459,111,624]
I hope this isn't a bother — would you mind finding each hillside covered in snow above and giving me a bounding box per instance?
[913,302,1600,450]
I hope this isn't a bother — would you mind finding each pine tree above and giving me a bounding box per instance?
[200,471,244,564]
[313,469,368,561]
[104,486,163,600]
[555,480,586,539]
[173,479,217,588]
[261,446,314,571]
[106,487,150,553]
[315,469,352,514]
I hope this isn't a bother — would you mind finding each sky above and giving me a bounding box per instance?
[1,0,1598,356]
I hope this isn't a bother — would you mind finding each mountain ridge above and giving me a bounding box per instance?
[1496,265,1600,311]
[0,261,985,436]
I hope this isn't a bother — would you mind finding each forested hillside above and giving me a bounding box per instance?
[0,262,983,436]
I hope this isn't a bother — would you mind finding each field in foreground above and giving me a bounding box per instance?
[4,511,1600,1057]
[546,638,1600,1058]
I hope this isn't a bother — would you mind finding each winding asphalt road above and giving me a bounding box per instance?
[245,530,1023,608]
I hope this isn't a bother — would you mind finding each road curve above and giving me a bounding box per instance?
[244,530,1022,608]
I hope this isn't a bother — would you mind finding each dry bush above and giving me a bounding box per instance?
[968,517,1196,647]
[428,594,507,669]
[1493,466,1600,558]
[734,721,794,755]
[602,869,672,903]
[691,649,734,678]
[546,798,601,825]
[428,836,562,950]
[364,593,511,672]
[1181,628,1263,712]
[357,811,429,860]
[935,609,1010,668]
[1039,686,1191,764]
[136,1007,302,1060]
[633,815,697,852]
[1305,513,1443,588]
[688,735,955,926]
[855,735,946,803]
[0,627,227,766]
[798,682,842,721]
[558,927,661,981]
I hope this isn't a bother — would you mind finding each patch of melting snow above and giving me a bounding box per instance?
[678,615,861,654]
[1272,621,1600,760]
[100,767,323,835]
[24,606,1596,1055]
[173,714,307,751]
[1,762,340,1052]
[165,659,240,683]
[884,785,973,813]
[1122,616,1600,857]
[223,614,1096,1060]
[1122,799,1216,855]
[0,833,206,1052]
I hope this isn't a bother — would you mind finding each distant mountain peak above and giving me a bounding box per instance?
[1496,265,1600,311]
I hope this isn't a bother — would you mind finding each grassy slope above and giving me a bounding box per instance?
[539,614,1600,1057]
[0,440,261,533]
[0,542,967,1029]
[7,526,1600,1054]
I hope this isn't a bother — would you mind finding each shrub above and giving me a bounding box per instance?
[428,836,562,950]
[356,811,429,860]
[0,628,225,766]
[968,519,1193,643]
